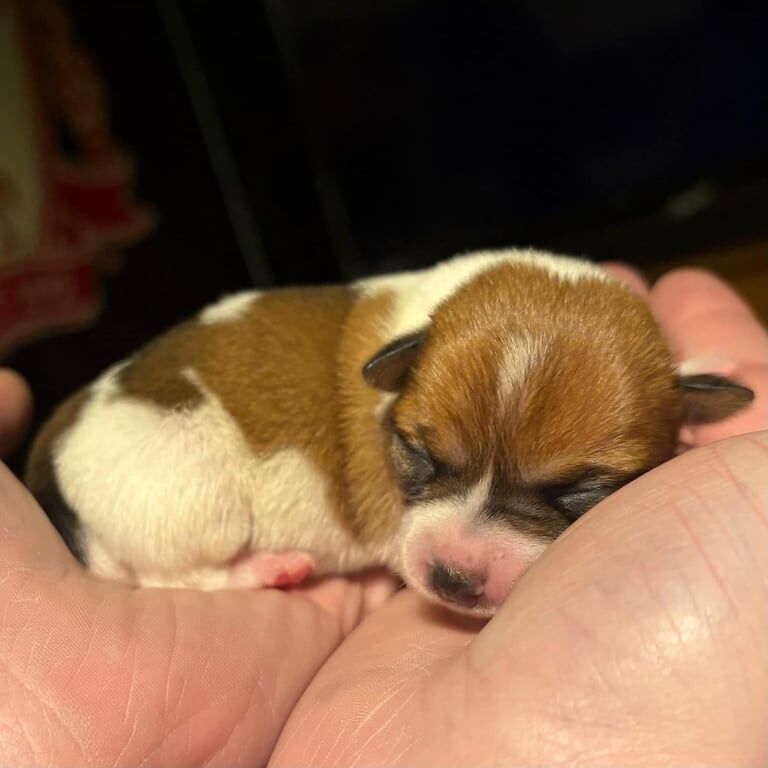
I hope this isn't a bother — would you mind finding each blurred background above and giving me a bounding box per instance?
[1,0,767,472]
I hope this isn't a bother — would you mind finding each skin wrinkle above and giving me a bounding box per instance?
[160,599,178,732]
[2,705,29,765]
[327,672,416,768]
[695,479,765,582]
[345,690,420,768]
[272,625,366,764]
[668,496,741,620]
[109,717,139,768]
[0,711,28,749]
[118,642,140,758]
[567,498,725,707]
[168,660,189,728]
[558,599,636,713]
[147,687,236,765]
[145,673,260,766]
[253,668,277,733]
[305,692,346,765]
[2,661,85,763]
[267,682,322,764]
[64,596,108,696]
[683,447,768,699]
[197,684,261,768]
[280,624,430,766]
[686,481,757,640]
[634,556,713,688]
[307,672,376,765]
[21,568,332,764]
[314,697,355,764]
[288,631,453,767]
[34,621,63,678]
[709,437,766,514]
[429,651,491,763]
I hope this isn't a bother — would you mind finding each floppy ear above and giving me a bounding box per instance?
[679,373,754,424]
[362,330,427,392]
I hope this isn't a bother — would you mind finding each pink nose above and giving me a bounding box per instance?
[430,562,485,607]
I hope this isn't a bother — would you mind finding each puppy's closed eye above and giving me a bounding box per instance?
[391,432,436,497]
[542,475,632,523]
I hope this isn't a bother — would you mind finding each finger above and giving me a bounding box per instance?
[0,368,33,456]
[270,589,478,768]
[652,267,768,369]
[651,268,768,442]
[288,569,399,635]
[601,261,651,299]
[0,553,351,768]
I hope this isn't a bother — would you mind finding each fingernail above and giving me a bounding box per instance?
[677,353,737,377]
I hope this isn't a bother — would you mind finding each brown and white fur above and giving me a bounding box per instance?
[26,249,753,616]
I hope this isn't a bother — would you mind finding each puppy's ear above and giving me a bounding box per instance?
[363,330,427,392]
[680,373,754,424]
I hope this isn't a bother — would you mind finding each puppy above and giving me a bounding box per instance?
[26,249,753,615]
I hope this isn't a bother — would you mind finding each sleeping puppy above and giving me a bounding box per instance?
[25,249,753,616]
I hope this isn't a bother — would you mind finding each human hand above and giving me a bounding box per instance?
[607,265,768,447]
[270,269,768,768]
[0,368,394,768]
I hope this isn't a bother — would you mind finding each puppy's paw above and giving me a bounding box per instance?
[228,549,317,589]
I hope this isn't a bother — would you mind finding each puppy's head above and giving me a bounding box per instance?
[363,263,753,616]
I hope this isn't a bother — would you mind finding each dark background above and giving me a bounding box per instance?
[6,0,768,472]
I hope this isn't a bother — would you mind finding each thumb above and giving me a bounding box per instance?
[0,369,33,457]
[650,269,768,443]
[0,460,80,577]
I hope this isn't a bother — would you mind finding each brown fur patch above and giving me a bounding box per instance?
[115,286,401,544]
[26,388,90,490]
[120,329,204,409]
[394,263,679,493]
[115,288,352,523]
[337,290,403,541]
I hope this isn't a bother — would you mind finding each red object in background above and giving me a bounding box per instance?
[0,261,97,353]
[0,0,153,357]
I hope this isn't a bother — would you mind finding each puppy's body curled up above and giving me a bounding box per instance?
[26,249,753,615]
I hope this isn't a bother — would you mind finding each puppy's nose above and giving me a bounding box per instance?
[430,562,484,606]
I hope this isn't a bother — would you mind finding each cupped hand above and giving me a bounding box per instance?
[0,366,395,768]
[2,268,766,768]
[270,268,768,768]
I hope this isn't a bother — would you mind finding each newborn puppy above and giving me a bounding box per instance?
[26,249,753,615]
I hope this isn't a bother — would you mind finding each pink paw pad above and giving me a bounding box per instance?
[228,550,316,589]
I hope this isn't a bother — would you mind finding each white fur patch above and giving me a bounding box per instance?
[497,335,546,403]
[374,391,397,423]
[358,248,607,340]
[676,354,736,377]
[54,364,389,589]
[395,468,549,616]
[396,470,492,578]
[198,290,260,325]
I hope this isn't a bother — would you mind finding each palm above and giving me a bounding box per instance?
[0,466,391,767]
[270,269,768,767]
[1,268,766,768]
[271,435,768,768]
